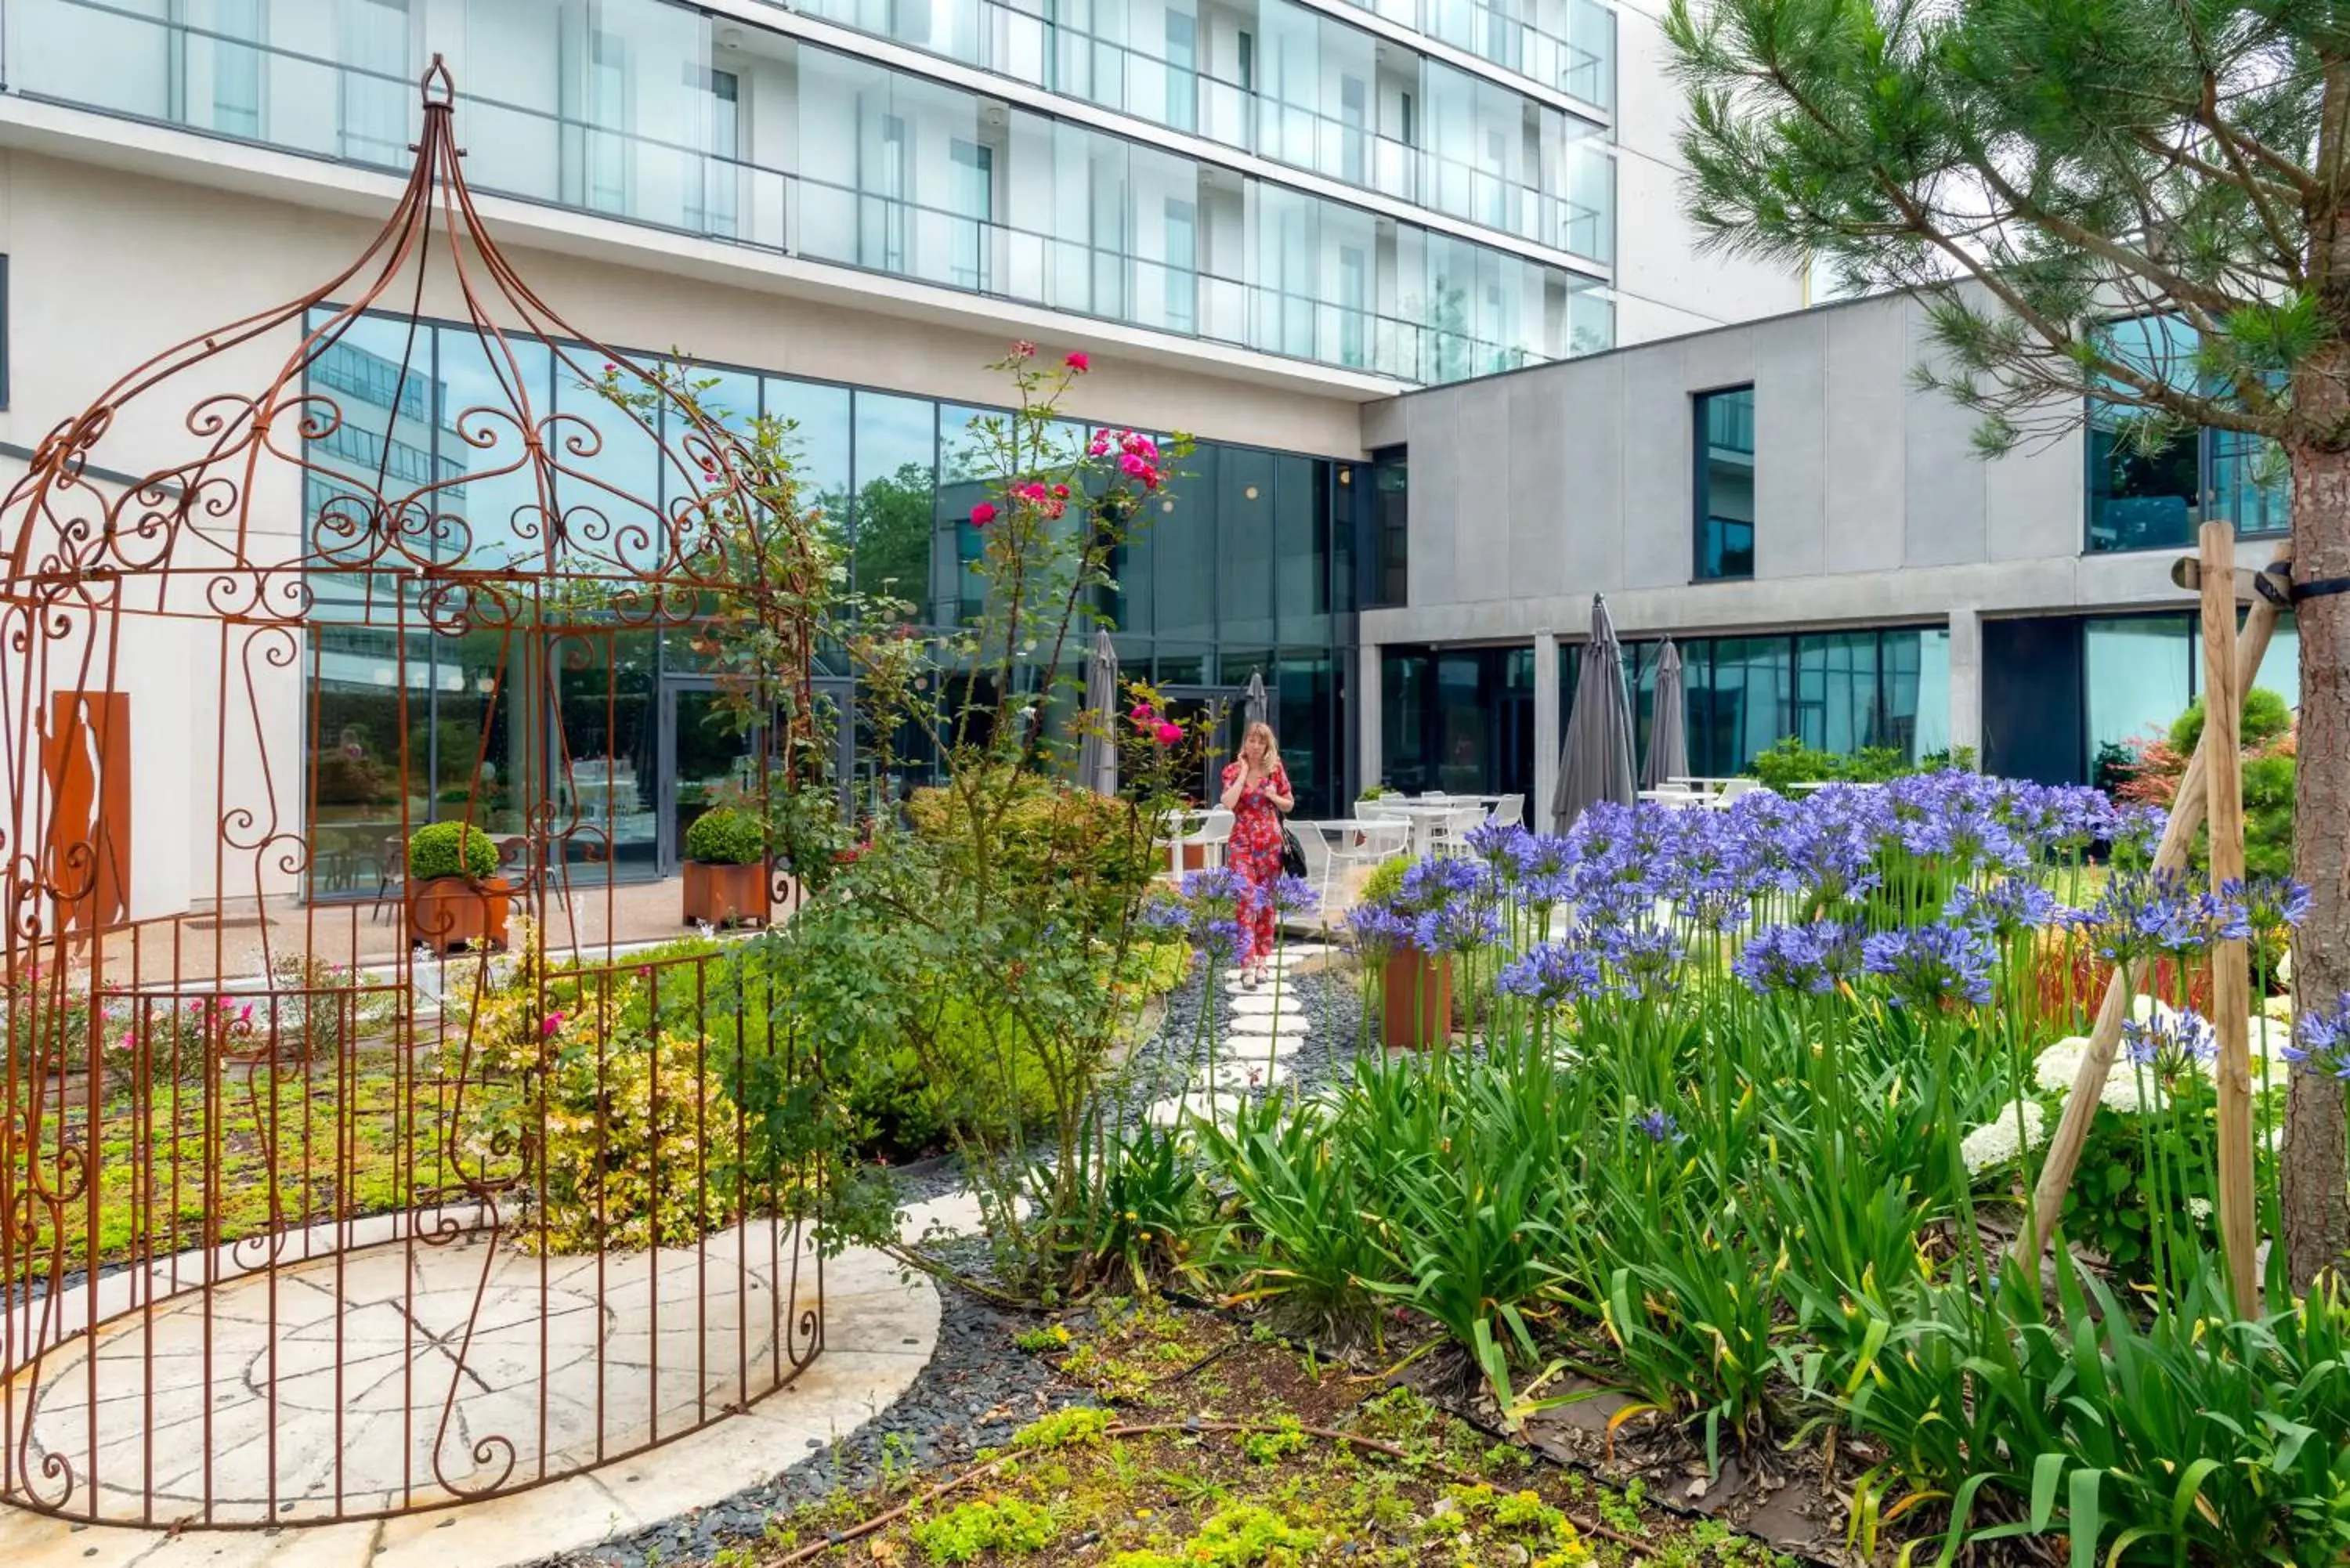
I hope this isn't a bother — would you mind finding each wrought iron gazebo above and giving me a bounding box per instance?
[0,63,823,1527]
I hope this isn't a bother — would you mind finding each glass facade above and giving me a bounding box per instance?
[300,310,1361,880]
[1368,446,1408,606]
[1380,626,1949,800]
[16,0,1613,386]
[789,0,1616,260]
[2085,313,2290,554]
[1693,385,1755,580]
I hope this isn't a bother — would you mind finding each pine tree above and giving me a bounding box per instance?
[1666,0,2350,1282]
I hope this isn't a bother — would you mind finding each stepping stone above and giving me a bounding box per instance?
[1194,1057,1292,1092]
[1226,995,1306,1017]
[1224,1034,1309,1061]
[1144,1092,1246,1129]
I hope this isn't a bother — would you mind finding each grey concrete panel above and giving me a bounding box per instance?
[1821,298,1907,575]
[1984,419,2085,565]
[1752,317,1827,580]
[1506,379,1570,602]
[1408,396,1462,608]
[1901,313,1988,566]
[1619,342,1693,591]
[1557,356,1626,598]
[1451,378,1515,602]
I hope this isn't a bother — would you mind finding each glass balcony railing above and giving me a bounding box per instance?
[785,0,1614,264]
[8,0,1613,385]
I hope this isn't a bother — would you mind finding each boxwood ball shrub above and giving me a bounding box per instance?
[685,805,765,865]
[407,820,499,883]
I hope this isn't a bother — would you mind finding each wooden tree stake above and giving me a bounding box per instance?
[2014,544,2292,1272]
[2200,521,2258,1317]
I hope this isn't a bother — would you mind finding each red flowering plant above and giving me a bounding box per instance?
[744,342,1203,1298]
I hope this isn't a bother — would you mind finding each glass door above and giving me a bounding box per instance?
[660,684,757,874]
[1156,684,1246,805]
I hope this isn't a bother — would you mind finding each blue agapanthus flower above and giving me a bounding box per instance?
[1496,941,1606,1006]
[1596,922,1683,1002]
[1415,898,1504,956]
[1943,878,2062,939]
[1345,901,1414,959]
[1267,873,1321,914]
[1466,820,1532,869]
[2226,875,2312,937]
[1397,855,1487,913]
[1861,921,1995,1008]
[2122,1006,2217,1075]
[1734,923,1838,995]
[1635,1107,1679,1143]
[2078,869,2214,963]
[1191,917,1249,966]
[2283,993,2350,1081]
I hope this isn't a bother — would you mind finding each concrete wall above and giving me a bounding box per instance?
[1607,0,1804,343]
[1358,287,2279,649]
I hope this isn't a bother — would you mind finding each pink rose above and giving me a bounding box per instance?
[1043,499,1066,519]
[971,502,997,526]
[542,1012,566,1039]
[1155,721,1182,745]
[1130,703,1155,723]
[1009,340,1036,360]
[1051,483,1070,499]
[1120,453,1147,477]
[1088,435,1110,457]
[1143,470,1162,491]
[1065,351,1090,373]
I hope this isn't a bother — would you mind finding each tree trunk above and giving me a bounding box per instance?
[2286,431,2350,1291]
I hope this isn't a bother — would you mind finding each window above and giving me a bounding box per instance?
[212,0,264,138]
[1164,199,1198,333]
[2086,313,2290,552]
[685,67,741,237]
[1397,91,1417,148]
[869,112,909,272]
[584,30,629,214]
[1340,76,1368,184]
[1236,31,1256,92]
[949,139,992,289]
[338,0,411,164]
[1693,385,1755,580]
[1337,246,1366,368]
[1368,446,1408,607]
[1164,12,1197,133]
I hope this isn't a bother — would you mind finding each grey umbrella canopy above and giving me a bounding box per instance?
[1553,595,1637,832]
[1242,668,1269,732]
[1076,628,1121,796]
[1640,638,1689,789]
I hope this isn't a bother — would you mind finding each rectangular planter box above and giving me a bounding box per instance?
[407,876,512,953]
[683,860,770,928]
[1380,947,1452,1050]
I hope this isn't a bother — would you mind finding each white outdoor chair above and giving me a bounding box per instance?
[1712,778,1762,807]
[1355,796,1406,821]
[1322,818,1411,909]
[1167,808,1234,876]
[1429,804,1487,859]
[1488,793,1525,830]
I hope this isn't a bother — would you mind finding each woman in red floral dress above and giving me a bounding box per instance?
[1220,722,1295,988]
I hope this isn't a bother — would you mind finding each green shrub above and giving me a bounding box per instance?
[909,1497,1057,1563]
[907,772,1159,917]
[1358,856,1413,907]
[685,805,765,865]
[407,820,498,882]
[2167,686,2293,753]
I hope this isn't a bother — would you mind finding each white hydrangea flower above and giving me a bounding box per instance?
[2188,1197,2213,1222]
[2033,1035,2148,1115]
[1961,1099,2049,1173]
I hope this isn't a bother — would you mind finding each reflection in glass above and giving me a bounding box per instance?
[1694,385,1755,581]
[2086,616,2194,763]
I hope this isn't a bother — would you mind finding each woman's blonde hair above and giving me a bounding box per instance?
[1242,721,1281,774]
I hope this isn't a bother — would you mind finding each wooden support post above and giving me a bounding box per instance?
[2201,521,2258,1317]
[2014,545,2294,1270]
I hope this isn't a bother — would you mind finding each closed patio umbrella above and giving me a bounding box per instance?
[1640,638,1688,790]
[1076,628,1121,796]
[1242,668,1269,732]
[1552,594,1636,832]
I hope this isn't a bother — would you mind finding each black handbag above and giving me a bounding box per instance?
[1280,825,1308,880]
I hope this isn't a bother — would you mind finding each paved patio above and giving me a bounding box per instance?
[0,1219,933,1567]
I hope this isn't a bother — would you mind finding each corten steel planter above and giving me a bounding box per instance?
[682,860,770,927]
[407,874,513,952]
[1380,946,1452,1050]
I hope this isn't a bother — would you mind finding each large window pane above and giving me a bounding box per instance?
[1688,636,1788,775]
[1218,448,1277,645]
[2086,616,2194,764]
[854,389,938,608]
[1795,631,1877,755]
[1694,385,1755,581]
